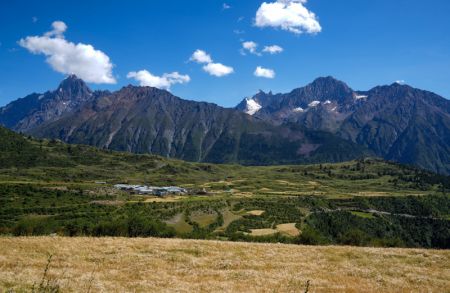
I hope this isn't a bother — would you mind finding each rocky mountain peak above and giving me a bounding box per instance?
[57,74,92,99]
[306,76,352,95]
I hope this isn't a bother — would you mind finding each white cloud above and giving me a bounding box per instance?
[203,63,234,77]
[223,3,231,10]
[242,41,260,55]
[19,21,116,84]
[32,16,38,23]
[241,42,283,56]
[127,70,190,90]
[190,49,234,77]
[254,66,275,79]
[255,0,322,34]
[263,45,284,54]
[190,49,212,64]
[44,21,67,38]
[395,80,406,84]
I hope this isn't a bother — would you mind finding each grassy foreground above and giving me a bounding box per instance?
[0,237,449,293]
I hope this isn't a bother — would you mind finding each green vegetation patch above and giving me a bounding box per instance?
[350,211,375,219]
[190,211,218,228]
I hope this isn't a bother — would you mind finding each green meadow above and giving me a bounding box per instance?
[1,130,449,248]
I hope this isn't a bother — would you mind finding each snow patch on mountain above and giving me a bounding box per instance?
[308,101,321,107]
[244,98,262,115]
[293,107,305,112]
[355,94,368,100]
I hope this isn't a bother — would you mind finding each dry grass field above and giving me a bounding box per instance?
[0,237,449,293]
[276,223,301,237]
[246,210,265,216]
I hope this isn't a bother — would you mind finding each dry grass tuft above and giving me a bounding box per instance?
[0,237,449,292]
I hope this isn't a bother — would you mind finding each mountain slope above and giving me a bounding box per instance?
[237,77,450,174]
[27,85,369,165]
[339,83,450,174]
[0,126,44,168]
[0,75,107,132]
[235,77,363,132]
[2,123,448,191]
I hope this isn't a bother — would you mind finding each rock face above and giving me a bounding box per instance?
[236,77,450,174]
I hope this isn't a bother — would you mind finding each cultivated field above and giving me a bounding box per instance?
[1,237,449,292]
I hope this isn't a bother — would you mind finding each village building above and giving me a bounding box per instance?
[114,184,187,196]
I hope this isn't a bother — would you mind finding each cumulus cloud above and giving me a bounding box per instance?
[254,66,275,79]
[44,21,67,38]
[190,49,212,64]
[263,45,284,54]
[203,63,234,77]
[19,21,116,84]
[241,41,260,55]
[190,49,234,77]
[255,0,321,34]
[127,70,190,90]
[223,3,231,10]
[241,42,283,56]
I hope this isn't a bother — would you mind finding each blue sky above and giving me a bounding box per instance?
[1,0,449,107]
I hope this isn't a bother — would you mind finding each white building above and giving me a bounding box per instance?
[114,184,187,196]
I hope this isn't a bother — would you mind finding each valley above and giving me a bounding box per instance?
[1,127,449,248]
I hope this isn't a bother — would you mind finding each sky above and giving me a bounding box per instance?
[1,0,449,108]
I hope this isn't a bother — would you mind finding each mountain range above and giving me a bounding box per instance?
[237,77,450,174]
[1,75,449,174]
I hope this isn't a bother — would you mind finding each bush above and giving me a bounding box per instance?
[92,214,175,238]
[13,217,56,236]
[296,226,329,245]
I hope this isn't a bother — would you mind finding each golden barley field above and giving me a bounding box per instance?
[0,237,449,293]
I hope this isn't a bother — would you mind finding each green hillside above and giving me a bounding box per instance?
[1,127,449,248]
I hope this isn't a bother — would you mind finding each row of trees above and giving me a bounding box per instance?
[11,213,176,238]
